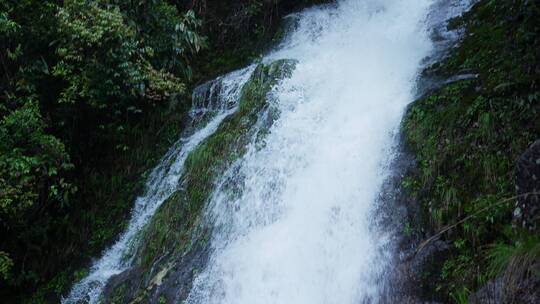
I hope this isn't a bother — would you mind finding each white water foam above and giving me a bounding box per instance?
[187,1,435,303]
[62,67,254,304]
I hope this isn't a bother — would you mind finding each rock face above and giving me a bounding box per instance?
[469,263,540,304]
[469,278,503,304]
[101,59,297,304]
[514,139,540,232]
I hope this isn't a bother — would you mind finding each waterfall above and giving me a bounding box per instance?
[186,1,434,303]
[62,67,255,304]
[64,0,474,303]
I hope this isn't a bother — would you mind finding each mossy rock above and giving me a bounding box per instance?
[101,59,296,304]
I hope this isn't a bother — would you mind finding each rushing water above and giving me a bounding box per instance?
[65,0,474,303]
[187,1,433,303]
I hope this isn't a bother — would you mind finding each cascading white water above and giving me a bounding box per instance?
[62,67,254,304]
[186,1,435,303]
[64,0,475,302]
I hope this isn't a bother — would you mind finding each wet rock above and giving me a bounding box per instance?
[408,239,451,302]
[372,138,451,303]
[469,278,503,304]
[470,262,540,304]
[514,139,540,231]
[102,267,144,304]
[508,261,540,304]
[101,229,211,304]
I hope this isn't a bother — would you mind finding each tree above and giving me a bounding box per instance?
[0,0,206,297]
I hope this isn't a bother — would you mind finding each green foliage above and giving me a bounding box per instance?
[0,99,74,215]
[450,287,470,304]
[114,1,206,76]
[0,251,13,280]
[0,10,18,34]
[403,0,540,300]
[487,233,540,279]
[0,0,204,301]
[485,233,540,302]
[0,97,75,292]
[0,0,323,301]
[54,0,146,105]
[53,0,202,112]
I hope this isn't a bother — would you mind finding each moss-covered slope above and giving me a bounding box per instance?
[403,0,539,302]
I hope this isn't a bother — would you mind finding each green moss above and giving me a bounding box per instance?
[403,0,539,300]
[141,59,295,265]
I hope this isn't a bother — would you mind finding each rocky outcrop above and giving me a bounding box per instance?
[469,278,503,304]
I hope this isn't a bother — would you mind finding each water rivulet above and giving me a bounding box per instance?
[65,1,472,303]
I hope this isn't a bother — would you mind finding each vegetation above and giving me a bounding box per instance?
[5,0,536,302]
[0,0,204,302]
[0,0,326,302]
[189,0,331,80]
[403,0,539,301]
